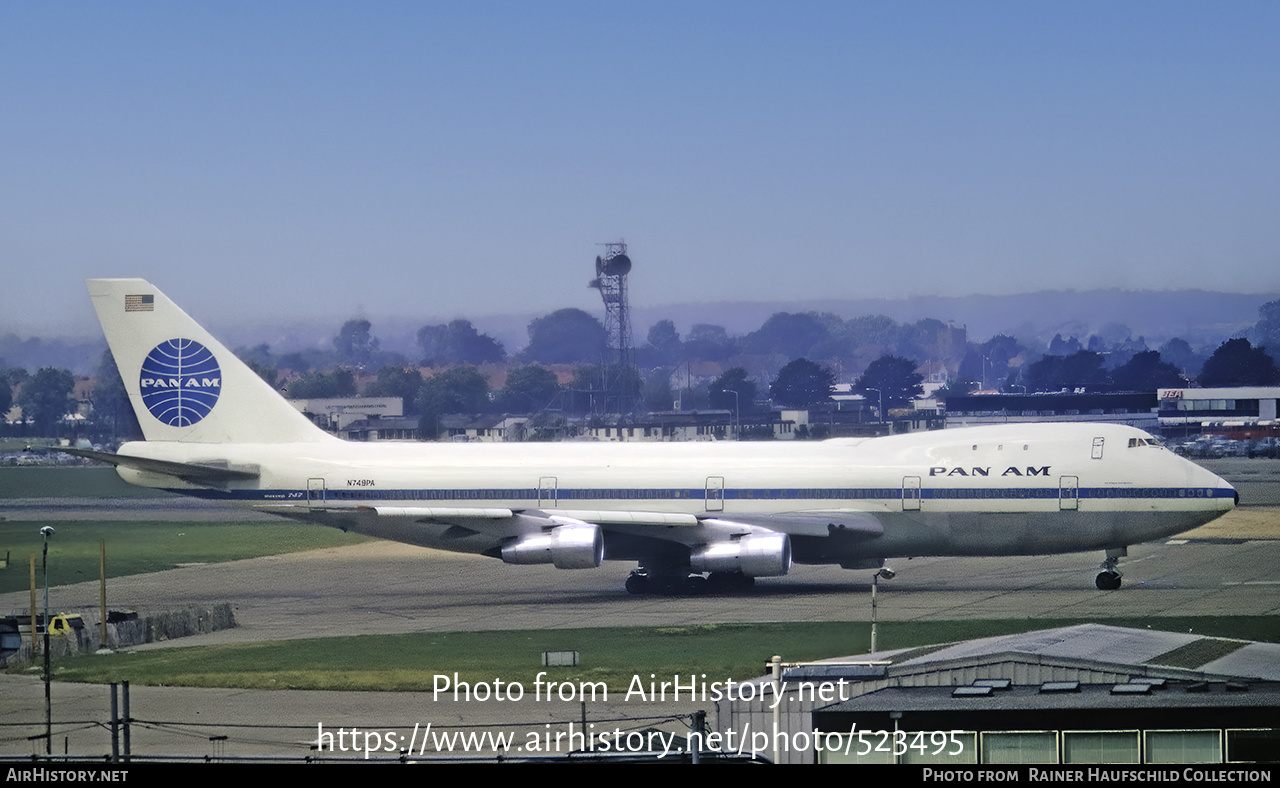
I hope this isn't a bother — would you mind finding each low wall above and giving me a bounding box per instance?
[1,603,235,666]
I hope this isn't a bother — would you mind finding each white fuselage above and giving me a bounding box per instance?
[114,422,1236,565]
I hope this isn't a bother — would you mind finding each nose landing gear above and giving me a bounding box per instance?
[1095,547,1126,590]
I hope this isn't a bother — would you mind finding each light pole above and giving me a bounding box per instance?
[866,387,884,423]
[41,525,54,756]
[870,566,895,654]
[719,389,740,439]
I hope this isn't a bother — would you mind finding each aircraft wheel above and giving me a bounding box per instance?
[1095,571,1122,590]
[653,575,686,596]
[706,572,735,593]
[707,571,754,593]
[625,573,651,595]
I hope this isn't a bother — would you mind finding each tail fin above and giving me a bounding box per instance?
[87,279,335,444]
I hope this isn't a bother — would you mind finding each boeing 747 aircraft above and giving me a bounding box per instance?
[71,279,1237,593]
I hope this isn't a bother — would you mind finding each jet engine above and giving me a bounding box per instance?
[690,533,792,577]
[500,524,604,570]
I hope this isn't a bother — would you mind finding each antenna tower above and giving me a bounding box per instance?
[589,240,637,413]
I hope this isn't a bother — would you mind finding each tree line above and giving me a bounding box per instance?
[4,298,1279,442]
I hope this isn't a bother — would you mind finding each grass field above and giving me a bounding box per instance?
[0,520,371,594]
[42,616,1280,691]
[0,466,165,499]
[0,467,372,593]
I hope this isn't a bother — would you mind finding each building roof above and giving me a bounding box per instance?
[820,680,1280,715]
[786,623,1280,683]
[1160,387,1280,400]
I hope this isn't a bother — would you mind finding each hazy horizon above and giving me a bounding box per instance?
[4,286,1273,379]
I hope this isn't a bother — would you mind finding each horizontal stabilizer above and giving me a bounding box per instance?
[60,447,259,483]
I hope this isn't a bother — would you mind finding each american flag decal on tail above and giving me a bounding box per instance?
[125,294,154,312]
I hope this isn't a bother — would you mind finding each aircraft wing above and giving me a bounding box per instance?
[254,502,885,576]
[698,511,884,538]
[317,504,883,541]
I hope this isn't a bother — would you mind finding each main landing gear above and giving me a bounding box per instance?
[1095,547,1126,590]
[624,569,755,595]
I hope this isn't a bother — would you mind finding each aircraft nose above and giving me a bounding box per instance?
[1212,471,1237,508]
[1212,470,1238,508]
[1185,455,1236,508]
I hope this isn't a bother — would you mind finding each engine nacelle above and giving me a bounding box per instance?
[690,533,792,577]
[501,524,604,570]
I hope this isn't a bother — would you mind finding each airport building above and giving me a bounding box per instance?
[440,414,530,442]
[1158,387,1280,440]
[338,415,425,441]
[584,409,810,442]
[715,624,1280,765]
[941,387,1280,442]
[288,397,403,432]
[1157,387,1280,425]
[943,392,1159,429]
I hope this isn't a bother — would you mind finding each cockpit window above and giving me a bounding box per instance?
[1128,437,1165,448]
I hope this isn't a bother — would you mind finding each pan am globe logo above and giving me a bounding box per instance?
[139,339,222,426]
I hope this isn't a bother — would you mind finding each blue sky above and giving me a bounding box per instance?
[3,2,1278,338]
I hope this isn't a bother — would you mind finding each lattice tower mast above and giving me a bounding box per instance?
[589,241,635,411]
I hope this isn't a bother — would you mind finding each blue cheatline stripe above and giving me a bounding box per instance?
[178,486,1234,503]
[1080,487,1234,499]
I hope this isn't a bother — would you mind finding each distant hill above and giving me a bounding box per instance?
[636,289,1274,347]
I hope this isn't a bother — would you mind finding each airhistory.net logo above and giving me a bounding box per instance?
[139,338,222,426]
